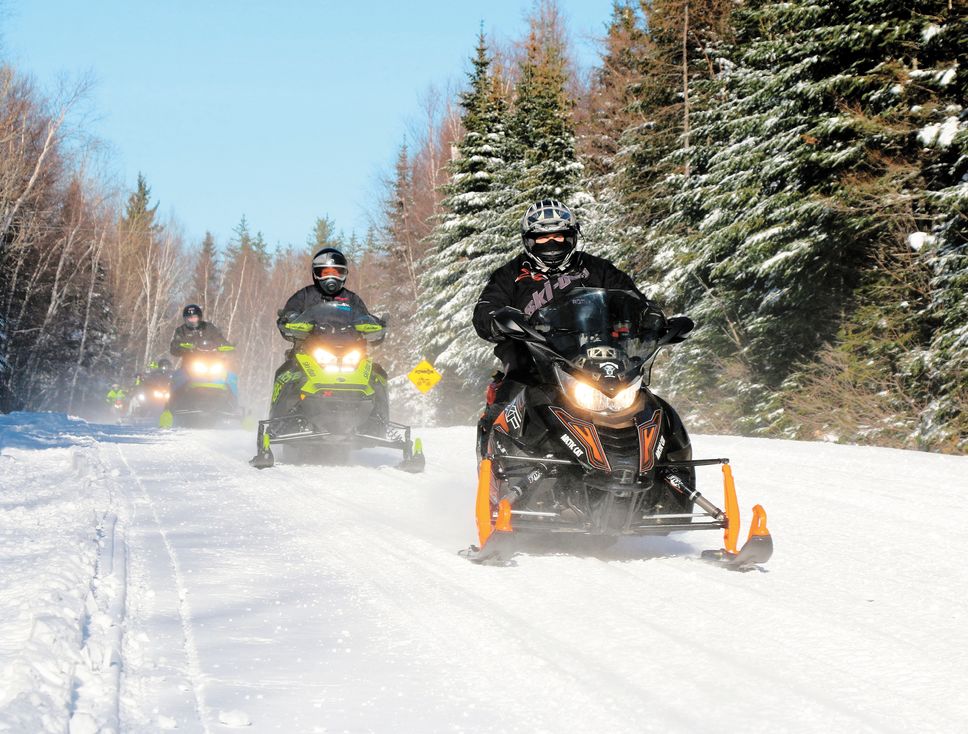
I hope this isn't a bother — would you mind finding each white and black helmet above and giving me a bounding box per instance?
[312,247,348,296]
[520,199,581,272]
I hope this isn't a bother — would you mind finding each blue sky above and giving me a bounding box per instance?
[2,1,613,250]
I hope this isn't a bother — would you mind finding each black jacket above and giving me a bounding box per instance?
[170,321,229,357]
[473,252,659,371]
[277,285,375,340]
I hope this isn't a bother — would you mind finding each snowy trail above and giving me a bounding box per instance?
[1,415,967,732]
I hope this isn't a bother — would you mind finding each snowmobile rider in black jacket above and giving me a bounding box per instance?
[170,304,232,357]
[474,199,687,455]
[270,247,388,419]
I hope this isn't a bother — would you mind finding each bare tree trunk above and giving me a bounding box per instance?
[682,0,691,178]
[69,230,106,411]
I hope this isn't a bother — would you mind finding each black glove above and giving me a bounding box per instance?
[640,309,667,337]
[489,307,525,342]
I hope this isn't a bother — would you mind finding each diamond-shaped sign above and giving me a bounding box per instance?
[408,359,442,394]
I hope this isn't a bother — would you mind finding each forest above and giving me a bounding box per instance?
[0,0,964,452]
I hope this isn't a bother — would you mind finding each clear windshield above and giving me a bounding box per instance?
[298,301,358,327]
[530,288,655,361]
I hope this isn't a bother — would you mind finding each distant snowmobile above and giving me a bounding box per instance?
[128,372,171,424]
[465,288,773,568]
[160,341,241,428]
[249,302,424,471]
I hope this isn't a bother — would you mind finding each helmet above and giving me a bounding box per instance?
[312,248,348,296]
[157,358,172,372]
[520,199,580,272]
[183,304,203,329]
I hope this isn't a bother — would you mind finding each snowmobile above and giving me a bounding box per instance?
[465,288,773,569]
[160,342,241,428]
[249,301,424,471]
[128,372,171,424]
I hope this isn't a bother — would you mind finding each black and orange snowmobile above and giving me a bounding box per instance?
[464,288,773,568]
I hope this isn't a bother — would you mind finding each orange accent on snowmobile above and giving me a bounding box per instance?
[748,504,769,540]
[495,499,513,532]
[549,407,610,472]
[572,423,608,468]
[493,411,509,434]
[476,459,494,546]
[636,409,663,473]
[722,463,740,555]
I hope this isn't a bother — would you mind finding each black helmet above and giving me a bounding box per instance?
[157,358,172,372]
[312,248,348,296]
[183,304,203,329]
[520,199,580,272]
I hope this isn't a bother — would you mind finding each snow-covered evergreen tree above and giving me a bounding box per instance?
[647,0,965,439]
[417,34,515,419]
[577,1,653,267]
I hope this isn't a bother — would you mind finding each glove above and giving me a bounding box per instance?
[489,306,524,342]
[640,309,667,337]
[489,314,507,342]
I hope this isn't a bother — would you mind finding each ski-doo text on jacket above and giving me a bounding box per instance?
[473,252,660,372]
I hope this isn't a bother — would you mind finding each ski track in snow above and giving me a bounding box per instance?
[0,412,967,732]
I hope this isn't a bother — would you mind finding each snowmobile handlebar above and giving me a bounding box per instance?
[492,306,694,349]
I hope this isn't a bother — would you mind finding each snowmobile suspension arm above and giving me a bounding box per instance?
[657,458,729,468]
[662,472,726,522]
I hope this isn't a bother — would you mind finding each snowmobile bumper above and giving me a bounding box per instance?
[464,457,773,568]
[249,416,424,471]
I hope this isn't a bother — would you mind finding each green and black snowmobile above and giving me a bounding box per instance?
[249,302,424,471]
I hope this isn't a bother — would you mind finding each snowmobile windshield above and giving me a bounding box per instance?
[530,288,656,362]
[297,302,359,330]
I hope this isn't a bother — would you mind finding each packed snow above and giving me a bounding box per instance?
[1,412,966,732]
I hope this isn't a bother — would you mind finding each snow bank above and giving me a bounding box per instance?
[0,414,141,733]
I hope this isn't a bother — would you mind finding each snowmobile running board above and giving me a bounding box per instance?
[464,458,773,569]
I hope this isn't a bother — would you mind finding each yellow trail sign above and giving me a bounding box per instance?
[408,359,442,394]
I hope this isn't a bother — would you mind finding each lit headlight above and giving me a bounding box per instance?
[341,349,362,372]
[210,361,225,376]
[556,365,642,413]
[190,360,208,376]
[152,389,166,399]
[138,392,147,401]
[312,348,338,371]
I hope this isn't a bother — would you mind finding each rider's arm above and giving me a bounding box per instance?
[601,261,667,331]
[277,289,308,337]
[474,265,514,342]
[348,292,385,326]
[170,326,193,357]
[206,324,234,351]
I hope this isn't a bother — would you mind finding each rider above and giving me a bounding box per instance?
[270,247,387,418]
[106,382,126,404]
[170,304,231,357]
[473,199,684,453]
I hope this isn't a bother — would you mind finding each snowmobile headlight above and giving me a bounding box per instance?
[209,361,225,376]
[341,349,362,371]
[138,392,147,401]
[556,365,642,413]
[190,360,208,376]
[152,389,165,399]
[312,348,338,370]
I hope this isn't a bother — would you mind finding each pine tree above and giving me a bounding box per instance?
[577,1,653,266]
[510,24,583,205]
[647,0,967,443]
[309,216,343,253]
[192,231,220,316]
[419,32,514,401]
